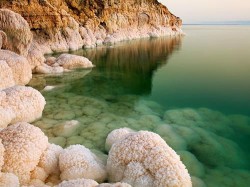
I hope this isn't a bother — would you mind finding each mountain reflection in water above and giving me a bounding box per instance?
[69,37,182,96]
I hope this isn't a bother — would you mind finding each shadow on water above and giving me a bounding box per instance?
[66,36,183,96]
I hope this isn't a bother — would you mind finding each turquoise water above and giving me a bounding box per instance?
[30,26,250,187]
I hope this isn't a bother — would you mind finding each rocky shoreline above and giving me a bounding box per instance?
[0,0,190,186]
[0,0,183,75]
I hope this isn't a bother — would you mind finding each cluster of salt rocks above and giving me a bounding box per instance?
[0,122,192,187]
[0,8,94,89]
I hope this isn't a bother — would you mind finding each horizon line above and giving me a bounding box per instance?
[182,20,250,25]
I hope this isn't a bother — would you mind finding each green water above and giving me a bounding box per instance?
[30,26,250,187]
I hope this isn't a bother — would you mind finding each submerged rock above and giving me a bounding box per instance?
[52,120,81,138]
[178,151,205,178]
[49,137,66,148]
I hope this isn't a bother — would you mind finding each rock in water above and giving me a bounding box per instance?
[55,54,94,70]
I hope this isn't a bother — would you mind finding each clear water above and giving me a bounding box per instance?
[30,26,250,187]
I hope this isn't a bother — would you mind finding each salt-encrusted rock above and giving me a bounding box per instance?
[0,1,182,53]
[35,63,64,74]
[0,9,32,56]
[105,128,135,152]
[0,50,32,86]
[49,137,66,148]
[0,107,15,128]
[27,47,46,70]
[0,139,4,170]
[178,151,205,177]
[45,57,57,66]
[0,172,20,187]
[55,54,94,70]
[107,131,192,187]
[38,144,63,175]
[0,30,7,49]
[97,182,132,187]
[57,178,98,187]
[191,176,206,187]
[0,86,46,127]
[0,60,15,89]
[0,122,48,184]
[154,124,187,151]
[52,120,81,138]
[31,144,63,184]
[59,145,107,183]
[164,108,203,126]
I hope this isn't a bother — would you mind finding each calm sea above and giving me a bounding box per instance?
[31,25,250,187]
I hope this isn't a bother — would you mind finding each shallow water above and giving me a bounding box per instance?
[30,26,250,187]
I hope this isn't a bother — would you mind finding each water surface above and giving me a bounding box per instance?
[30,26,250,187]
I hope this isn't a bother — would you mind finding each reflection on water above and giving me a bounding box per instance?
[69,37,182,95]
[30,28,250,187]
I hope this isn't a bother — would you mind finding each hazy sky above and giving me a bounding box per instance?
[159,0,250,23]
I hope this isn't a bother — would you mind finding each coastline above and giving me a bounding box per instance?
[0,1,192,186]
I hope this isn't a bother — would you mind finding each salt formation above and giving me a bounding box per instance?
[97,182,132,187]
[107,131,192,187]
[0,30,7,49]
[0,50,32,86]
[0,86,46,128]
[35,64,64,74]
[36,144,63,177]
[177,151,205,178]
[52,120,81,138]
[105,128,135,152]
[0,1,183,54]
[59,145,107,183]
[31,76,250,187]
[0,60,15,89]
[0,173,19,187]
[35,53,94,74]
[57,179,98,187]
[0,9,32,56]
[0,122,48,184]
[55,54,94,69]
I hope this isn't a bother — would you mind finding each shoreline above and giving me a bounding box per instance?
[0,2,193,186]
